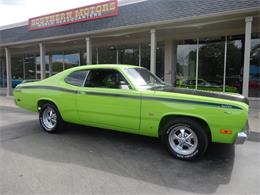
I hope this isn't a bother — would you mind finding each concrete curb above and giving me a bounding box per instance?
[248,131,260,142]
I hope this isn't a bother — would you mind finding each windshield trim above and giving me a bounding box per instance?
[123,67,165,90]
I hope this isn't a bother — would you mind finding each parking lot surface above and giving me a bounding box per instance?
[0,98,260,195]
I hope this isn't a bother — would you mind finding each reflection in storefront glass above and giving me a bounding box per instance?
[64,53,80,69]
[176,37,243,94]
[226,36,243,94]
[51,54,64,75]
[36,56,50,79]
[141,44,150,71]
[118,46,139,65]
[24,55,36,80]
[80,49,97,65]
[156,44,165,80]
[176,39,197,89]
[198,37,225,92]
[11,56,23,83]
[98,46,117,64]
[249,34,260,97]
[0,57,6,90]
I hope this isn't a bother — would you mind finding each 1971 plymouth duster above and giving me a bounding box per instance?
[14,65,249,160]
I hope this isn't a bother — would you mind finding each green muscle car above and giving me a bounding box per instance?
[13,65,249,160]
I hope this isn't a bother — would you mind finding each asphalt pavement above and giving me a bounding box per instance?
[0,97,260,195]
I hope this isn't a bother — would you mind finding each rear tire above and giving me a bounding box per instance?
[39,102,65,133]
[161,117,208,160]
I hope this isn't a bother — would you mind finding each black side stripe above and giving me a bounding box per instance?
[16,85,78,94]
[83,92,242,110]
[83,91,141,99]
[16,85,242,110]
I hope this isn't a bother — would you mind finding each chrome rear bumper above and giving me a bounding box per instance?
[235,132,248,144]
[235,123,249,144]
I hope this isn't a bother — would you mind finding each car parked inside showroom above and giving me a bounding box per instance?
[177,78,239,93]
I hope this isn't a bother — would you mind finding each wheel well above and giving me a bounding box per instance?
[159,115,212,142]
[37,100,57,111]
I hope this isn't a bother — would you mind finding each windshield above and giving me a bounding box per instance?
[124,68,166,89]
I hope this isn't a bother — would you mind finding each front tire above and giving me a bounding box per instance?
[39,103,64,133]
[161,117,208,160]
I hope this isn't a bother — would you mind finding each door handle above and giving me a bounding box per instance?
[77,91,84,94]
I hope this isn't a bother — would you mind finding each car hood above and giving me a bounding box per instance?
[150,86,249,105]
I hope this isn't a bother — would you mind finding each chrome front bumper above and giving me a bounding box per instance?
[235,123,249,144]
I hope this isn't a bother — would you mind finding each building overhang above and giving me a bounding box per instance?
[0,6,259,48]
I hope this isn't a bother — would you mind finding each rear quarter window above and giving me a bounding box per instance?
[64,70,88,86]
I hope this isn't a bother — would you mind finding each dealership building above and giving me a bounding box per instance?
[0,0,259,103]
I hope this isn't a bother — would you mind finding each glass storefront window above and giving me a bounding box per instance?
[77,44,164,80]
[0,57,6,92]
[249,33,260,97]
[3,54,37,87]
[176,36,243,93]
[80,49,97,65]
[11,56,23,79]
[24,55,36,80]
[0,34,256,98]
[156,43,165,80]
[80,50,86,65]
[11,56,23,87]
[92,49,97,64]
[36,55,50,78]
[226,35,244,94]
[198,37,225,92]
[51,54,64,75]
[141,43,150,71]
[118,45,139,65]
[64,53,80,69]
[176,39,197,89]
[98,46,117,64]
[38,52,81,77]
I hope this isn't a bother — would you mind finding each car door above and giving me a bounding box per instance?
[76,68,141,134]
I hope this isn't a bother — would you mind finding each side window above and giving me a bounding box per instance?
[64,70,88,86]
[84,69,131,89]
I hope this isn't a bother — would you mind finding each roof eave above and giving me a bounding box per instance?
[0,7,259,47]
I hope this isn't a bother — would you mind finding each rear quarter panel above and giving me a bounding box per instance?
[14,73,80,124]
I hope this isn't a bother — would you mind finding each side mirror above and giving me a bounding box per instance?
[119,81,130,89]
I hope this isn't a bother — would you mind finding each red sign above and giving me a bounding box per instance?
[28,0,118,31]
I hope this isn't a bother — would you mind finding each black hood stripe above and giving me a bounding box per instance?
[142,96,242,110]
[151,86,249,105]
[15,85,242,110]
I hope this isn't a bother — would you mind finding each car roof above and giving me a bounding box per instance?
[67,64,142,72]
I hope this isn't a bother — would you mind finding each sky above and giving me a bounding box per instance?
[0,0,122,26]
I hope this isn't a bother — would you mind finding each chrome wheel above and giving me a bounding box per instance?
[42,106,57,130]
[168,125,198,156]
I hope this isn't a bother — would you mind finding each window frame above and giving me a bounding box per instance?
[83,68,134,90]
[64,70,89,87]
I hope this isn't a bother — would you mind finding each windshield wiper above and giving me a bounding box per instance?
[150,82,172,88]
[148,83,167,88]
[140,83,163,86]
